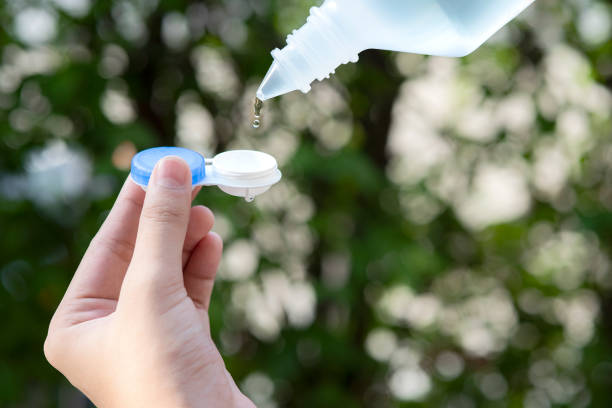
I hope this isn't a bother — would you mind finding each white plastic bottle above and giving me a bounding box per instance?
[256,0,535,101]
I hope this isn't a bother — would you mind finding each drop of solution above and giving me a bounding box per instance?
[252,97,263,129]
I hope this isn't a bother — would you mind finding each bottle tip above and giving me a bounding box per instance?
[256,89,266,101]
[256,61,297,101]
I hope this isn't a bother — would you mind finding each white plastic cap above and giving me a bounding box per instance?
[203,150,282,202]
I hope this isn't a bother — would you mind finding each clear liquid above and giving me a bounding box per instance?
[252,97,263,129]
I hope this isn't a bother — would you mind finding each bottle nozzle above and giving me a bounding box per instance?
[256,60,300,101]
[256,3,359,101]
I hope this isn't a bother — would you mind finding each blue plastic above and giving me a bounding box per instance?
[130,147,206,187]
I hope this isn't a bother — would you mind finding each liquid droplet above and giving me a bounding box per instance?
[244,188,255,202]
[252,97,263,129]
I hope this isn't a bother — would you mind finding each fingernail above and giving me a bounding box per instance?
[154,157,190,188]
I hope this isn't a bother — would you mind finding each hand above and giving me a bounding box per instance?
[44,157,255,408]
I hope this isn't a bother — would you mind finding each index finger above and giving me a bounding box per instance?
[64,177,145,301]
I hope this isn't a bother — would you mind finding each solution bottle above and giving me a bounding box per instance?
[256,0,535,101]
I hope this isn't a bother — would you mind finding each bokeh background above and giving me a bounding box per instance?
[1,0,612,407]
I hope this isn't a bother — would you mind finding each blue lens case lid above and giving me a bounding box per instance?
[130,147,205,187]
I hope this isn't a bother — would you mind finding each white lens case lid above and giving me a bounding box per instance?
[214,150,278,180]
[200,150,282,202]
[202,150,281,186]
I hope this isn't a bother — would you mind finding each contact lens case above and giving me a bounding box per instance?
[130,147,282,202]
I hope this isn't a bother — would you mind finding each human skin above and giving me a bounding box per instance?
[44,157,255,408]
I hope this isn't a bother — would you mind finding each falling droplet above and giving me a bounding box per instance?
[244,188,255,202]
[252,97,263,129]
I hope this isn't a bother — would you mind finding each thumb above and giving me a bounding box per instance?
[130,156,192,287]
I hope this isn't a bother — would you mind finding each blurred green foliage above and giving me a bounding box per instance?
[1,0,612,407]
